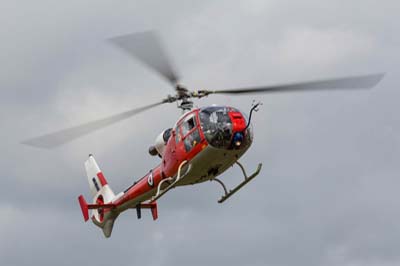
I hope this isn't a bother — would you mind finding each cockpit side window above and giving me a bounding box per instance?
[176,114,201,152]
[174,125,181,144]
[184,128,200,152]
[182,116,196,136]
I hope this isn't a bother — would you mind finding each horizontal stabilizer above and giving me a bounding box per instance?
[78,195,116,222]
[87,203,116,209]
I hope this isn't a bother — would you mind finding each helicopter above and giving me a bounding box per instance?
[22,31,384,237]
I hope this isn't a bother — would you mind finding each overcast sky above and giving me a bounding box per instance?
[1,1,399,266]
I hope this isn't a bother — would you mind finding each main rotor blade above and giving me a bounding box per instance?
[208,73,384,95]
[109,31,180,87]
[22,101,166,149]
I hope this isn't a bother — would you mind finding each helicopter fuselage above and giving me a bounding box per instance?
[26,29,382,238]
[112,105,253,212]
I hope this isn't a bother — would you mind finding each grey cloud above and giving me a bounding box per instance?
[1,1,399,266]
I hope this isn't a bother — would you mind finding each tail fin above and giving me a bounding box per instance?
[85,154,115,202]
[82,154,117,238]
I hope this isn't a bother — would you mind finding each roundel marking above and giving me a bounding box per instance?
[147,171,154,187]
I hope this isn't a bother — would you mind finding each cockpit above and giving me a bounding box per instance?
[199,106,252,149]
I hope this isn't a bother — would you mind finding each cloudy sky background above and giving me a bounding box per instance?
[0,1,399,265]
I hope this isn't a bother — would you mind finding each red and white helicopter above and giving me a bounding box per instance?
[23,31,384,237]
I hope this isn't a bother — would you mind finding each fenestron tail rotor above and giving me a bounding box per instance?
[21,30,385,149]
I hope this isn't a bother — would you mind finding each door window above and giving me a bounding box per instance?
[181,115,201,152]
[182,116,196,136]
[184,128,201,152]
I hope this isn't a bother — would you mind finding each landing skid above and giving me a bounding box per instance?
[213,161,262,203]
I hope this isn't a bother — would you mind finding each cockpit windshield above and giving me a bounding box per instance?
[199,106,235,149]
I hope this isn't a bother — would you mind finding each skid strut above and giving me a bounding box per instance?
[150,160,191,202]
[214,161,262,203]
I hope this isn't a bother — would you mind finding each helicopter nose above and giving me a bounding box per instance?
[228,110,248,148]
[229,110,247,132]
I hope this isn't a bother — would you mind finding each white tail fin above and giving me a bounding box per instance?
[85,154,115,202]
[84,155,117,237]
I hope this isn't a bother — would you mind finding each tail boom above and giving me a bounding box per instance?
[78,155,162,238]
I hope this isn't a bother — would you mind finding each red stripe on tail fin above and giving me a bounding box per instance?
[97,172,108,186]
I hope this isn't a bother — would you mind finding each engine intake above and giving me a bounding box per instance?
[148,128,172,157]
